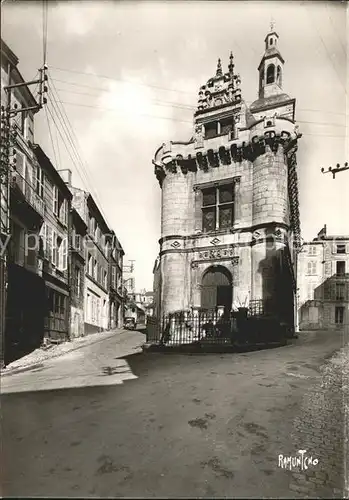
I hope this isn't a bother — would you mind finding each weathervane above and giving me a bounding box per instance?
[270,17,275,32]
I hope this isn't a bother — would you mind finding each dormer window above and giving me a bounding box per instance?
[266,64,275,84]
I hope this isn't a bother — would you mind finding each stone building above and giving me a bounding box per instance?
[106,230,124,329]
[298,225,349,330]
[69,186,111,335]
[1,40,47,360]
[33,144,72,343]
[153,27,301,330]
[70,206,87,338]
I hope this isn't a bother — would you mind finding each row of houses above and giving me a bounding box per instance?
[297,225,349,330]
[1,39,126,363]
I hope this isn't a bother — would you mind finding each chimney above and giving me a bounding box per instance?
[58,169,72,187]
[317,224,327,240]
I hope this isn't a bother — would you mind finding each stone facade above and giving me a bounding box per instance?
[33,144,72,343]
[70,207,87,339]
[153,28,301,327]
[107,231,124,330]
[297,225,349,331]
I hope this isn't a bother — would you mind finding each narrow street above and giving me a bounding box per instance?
[2,329,346,498]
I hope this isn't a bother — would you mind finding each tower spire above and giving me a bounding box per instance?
[270,17,275,32]
[216,58,222,77]
[228,51,234,74]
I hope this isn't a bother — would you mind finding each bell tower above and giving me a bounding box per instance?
[258,22,285,99]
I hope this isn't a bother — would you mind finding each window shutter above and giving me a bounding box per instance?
[62,238,68,270]
[40,223,46,251]
[194,189,203,232]
[58,238,63,270]
[65,200,68,225]
[51,230,56,265]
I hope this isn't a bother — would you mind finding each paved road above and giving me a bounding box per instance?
[1,329,345,498]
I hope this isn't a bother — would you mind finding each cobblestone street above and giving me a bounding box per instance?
[290,343,349,498]
[2,329,347,498]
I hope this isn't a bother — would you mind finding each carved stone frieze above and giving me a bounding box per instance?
[198,246,236,260]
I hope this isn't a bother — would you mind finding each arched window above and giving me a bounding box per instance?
[270,39,273,46]
[266,64,275,84]
[277,65,282,86]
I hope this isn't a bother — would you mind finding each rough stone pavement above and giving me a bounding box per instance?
[2,329,347,498]
[289,342,349,499]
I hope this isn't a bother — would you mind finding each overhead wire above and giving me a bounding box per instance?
[50,75,348,118]
[48,78,108,216]
[325,2,346,57]
[45,104,94,197]
[50,65,197,96]
[47,76,112,227]
[53,99,346,138]
[45,106,59,169]
[304,4,346,95]
[47,93,94,191]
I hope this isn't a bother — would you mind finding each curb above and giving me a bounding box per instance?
[142,339,287,354]
[1,329,129,378]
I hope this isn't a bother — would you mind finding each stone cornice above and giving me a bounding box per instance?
[158,221,290,246]
[154,124,301,186]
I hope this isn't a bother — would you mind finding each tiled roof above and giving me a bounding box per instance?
[250,93,293,112]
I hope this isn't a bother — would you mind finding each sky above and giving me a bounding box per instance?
[1,0,348,291]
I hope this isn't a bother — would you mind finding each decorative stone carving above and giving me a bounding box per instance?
[195,123,203,136]
[171,241,180,248]
[210,237,221,246]
[231,256,239,266]
[166,161,177,174]
[252,230,262,240]
[198,247,236,260]
[191,261,199,269]
[195,55,241,112]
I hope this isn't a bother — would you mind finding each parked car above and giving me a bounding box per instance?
[124,317,136,330]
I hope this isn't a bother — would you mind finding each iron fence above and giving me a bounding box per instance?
[146,300,287,347]
[147,309,237,346]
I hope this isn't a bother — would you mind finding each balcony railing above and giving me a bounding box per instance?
[11,171,45,218]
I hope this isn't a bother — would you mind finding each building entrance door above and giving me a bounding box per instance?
[201,266,232,311]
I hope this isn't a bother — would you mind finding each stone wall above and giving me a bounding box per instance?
[157,118,299,318]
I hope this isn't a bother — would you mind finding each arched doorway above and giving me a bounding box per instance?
[201,265,232,311]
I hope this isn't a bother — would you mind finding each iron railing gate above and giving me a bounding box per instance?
[146,299,288,347]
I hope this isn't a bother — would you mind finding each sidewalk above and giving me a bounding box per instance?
[1,328,127,378]
[289,342,349,498]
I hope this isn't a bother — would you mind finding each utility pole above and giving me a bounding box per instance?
[0,64,48,368]
[123,259,135,274]
[321,162,349,179]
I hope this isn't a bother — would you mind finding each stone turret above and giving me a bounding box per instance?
[153,29,301,330]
